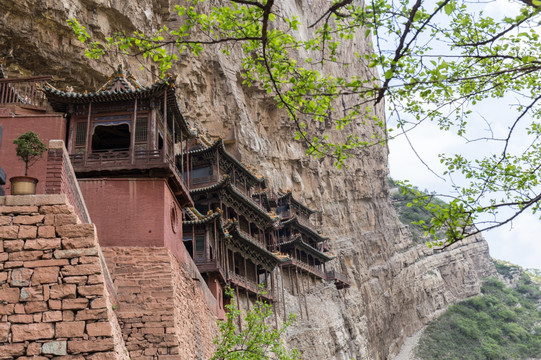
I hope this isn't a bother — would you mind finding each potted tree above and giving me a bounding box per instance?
[10,131,47,195]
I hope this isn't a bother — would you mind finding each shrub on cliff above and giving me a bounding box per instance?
[211,288,300,360]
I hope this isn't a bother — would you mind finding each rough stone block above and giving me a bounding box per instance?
[24,238,61,250]
[4,260,24,268]
[0,271,7,284]
[41,340,67,356]
[0,303,15,315]
[18,225,37,239]
[13,215,44,225]
[56,224,95,238]
[87,274,104,285]
[26,342,42,356]
[11,267,33,286]
[0,215,11,225]
[12,322,54,342]
[62,298,89,310]
[63,276,87,284]
[0,252,8,262]
[24,301,48,314]
[37,225,56,238]
[79,256,99,264]
[0,343,26,357]
[63,310,75,321]
[55,214,78,226]
[50,284,76,299]
[39,204,73,214]
[3,239,23,251]
[0,287,20,303]
[75,308,108,321]
[8,314,34,323]
[0,322,9,342]
[86,321,112,337]
[78,284,104,297]
[54,248,97,259]
[19,287,43,302]
[43,214,54,225]
[48,299,62,310]
[23,259,68,268]
[67,339,114,354]
[90,297,106,309]
[62,237,97,249]
[42,310,63,322]
[0,205,38,214]
[31,266,59,284]
[55,321,85,338]
[87,352,117,360]
[0,226,18,239]
[9,250,43,261]
[61,263,101,276]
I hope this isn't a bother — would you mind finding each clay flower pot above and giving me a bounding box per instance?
[10,176,39,195]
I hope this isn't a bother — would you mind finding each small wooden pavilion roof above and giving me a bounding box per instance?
[41,64,195,139]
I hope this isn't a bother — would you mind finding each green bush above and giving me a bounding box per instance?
[415,268,541,360]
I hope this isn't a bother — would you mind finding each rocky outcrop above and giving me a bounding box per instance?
[0,0,496,358]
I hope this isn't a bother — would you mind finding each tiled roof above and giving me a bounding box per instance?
[278,234,335,262]
[278,191,317,214]
[188,138,266,186]
[41,64,195,138]
[281,216,329,242]
[224,220,288,264]
[189,175,279,224]
[184,207,222,225]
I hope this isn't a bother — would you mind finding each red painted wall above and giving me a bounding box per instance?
[78,178,186,261]
[0,107,67,194]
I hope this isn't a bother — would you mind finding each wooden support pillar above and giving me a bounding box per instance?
[295,267,303,319]
[280,265,286,318]
[236,285,242,331]
[163,91,168,162]
[271,270,278,329]
[84,102,92,166]
[302,271,309,320]
[131,98,138,164]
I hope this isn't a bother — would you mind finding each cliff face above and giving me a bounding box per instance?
[0,0,496,358]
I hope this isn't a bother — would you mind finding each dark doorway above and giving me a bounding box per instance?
[92,124,130,152]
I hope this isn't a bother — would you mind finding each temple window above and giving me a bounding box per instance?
[195,234,205,261]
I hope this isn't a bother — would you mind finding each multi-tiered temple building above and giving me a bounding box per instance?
[0,65,349,322]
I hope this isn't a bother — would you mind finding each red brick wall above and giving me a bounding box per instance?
[0,109,67,195]
[78,178,188,262]
[45,140,91,224]
[102,247,218,360]
[0,194,128,359]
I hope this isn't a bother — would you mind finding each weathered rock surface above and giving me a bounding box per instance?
[0,0,496,358]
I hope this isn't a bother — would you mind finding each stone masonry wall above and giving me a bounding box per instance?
[0,194,128,359]
[102,247,218,360]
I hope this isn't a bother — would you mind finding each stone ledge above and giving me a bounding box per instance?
[2,195,67,206]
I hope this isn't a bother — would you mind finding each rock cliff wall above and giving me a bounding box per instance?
[0,0,496,358]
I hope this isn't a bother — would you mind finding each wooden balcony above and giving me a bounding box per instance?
[195,259,226,283]
[228,272,272,300]
[0,76,51,110]
[70,149,166,171]
[70,148,193,206]
[326,270,350,289]
[282,258,326,280]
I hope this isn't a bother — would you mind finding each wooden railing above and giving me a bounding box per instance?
[0,76,51,109]
[70,149,165,167]
[286,258,326,279]
[326,270,350,288]
[237,227,266,248]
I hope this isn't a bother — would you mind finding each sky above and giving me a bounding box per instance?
[386,0,541,271]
